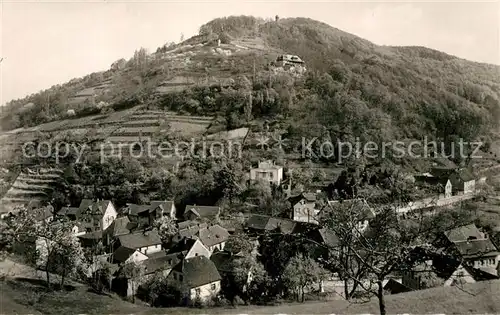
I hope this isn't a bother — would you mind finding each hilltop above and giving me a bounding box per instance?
[1,16,500,211]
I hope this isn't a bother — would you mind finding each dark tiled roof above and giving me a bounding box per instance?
[175,223,208,240]
[167,238,197,255]
[150,200,174,214]
[171,255,221,288]
[103,216,131,238]
[147,251,167,259]
[210,251,241,273]
[143,253,180,275]
[125,204,150,216]
[246,214,297,234]
[457,169,475,182]
[246,214,270,230]
[465,265,500,280]
[113,246,137,263]
[184,205,220,220]
[415,175,451,187]
[177,220,199,230]
[454,239,500,258]
[117,230,162,249]
[287,192,317,206]
[198,224,230,247]
[75,199,113,218]
[59,206,79,217]
[383,279,412,294]
[318,228,340,248]
[432,158,458,170]
[33,206,54,221]
[444,224,483,243]
[125,200,174,216]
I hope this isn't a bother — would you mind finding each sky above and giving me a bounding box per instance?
[1,0,499,105]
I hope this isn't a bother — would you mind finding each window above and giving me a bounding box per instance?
[195,288,201,296]
[86,228,92,233]
[173,273,177,280]
[179,275,183,282]
[211,283,216,290]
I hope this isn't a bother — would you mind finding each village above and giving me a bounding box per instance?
[1,9,500,314]
[2,150,500,308]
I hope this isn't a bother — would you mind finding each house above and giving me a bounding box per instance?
[172,222,209,243]
[115,230,162,256]
[306,227,340,260]
[449,169,476,195]
[167,237,211,259]
[60,199,118,233]
[33,206,54,223]
[102,216,132,246]
[71,223,86,236]
[402,257,499,291]
[197,224,230,254]
[183,205,220,222]
[246,214,297,235]
[219,214,247,234]
[210,251,253,290]
[249,160,283,186]
[142,252,180,279]
[275,54,305,67]
[116,251,184,298]
[58,206,79,219]
[286,192,320,224]
[414,175,452,198]
[433,224,500,272]
[124,200,176,227]
[170,224,229,256]
[113,247,149,264]
[430,158,458,177]
[383,278,412,295]
[167,255,222,303]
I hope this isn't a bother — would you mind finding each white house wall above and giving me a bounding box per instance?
[189,281,221,302]
[102,203,118,230]
[207,241,226,254]
[444,266,475,286]
[139,244,162,255]
[125,250,149,264]
[186,240,211,258]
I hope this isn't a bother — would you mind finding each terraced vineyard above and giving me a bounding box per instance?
[0,167,63,214]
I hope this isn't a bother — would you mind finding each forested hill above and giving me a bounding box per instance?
[2,16,500,150]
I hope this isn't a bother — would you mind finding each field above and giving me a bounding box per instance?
[0,109,214,155]
[0,168,63,214]
[2,255,500,315]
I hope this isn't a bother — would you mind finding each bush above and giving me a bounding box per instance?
[219,32,231,44]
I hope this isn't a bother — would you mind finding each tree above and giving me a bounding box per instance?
[282,253,327,302]
[318,201,369,300]
[318,196,474,315]
[118,262,145,302]
[7,206,86,290]
[153,215,178,244]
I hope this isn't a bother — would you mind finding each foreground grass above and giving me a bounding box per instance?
[2,257,500,314]
[217,280,500,314]
[2,277,500,315]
